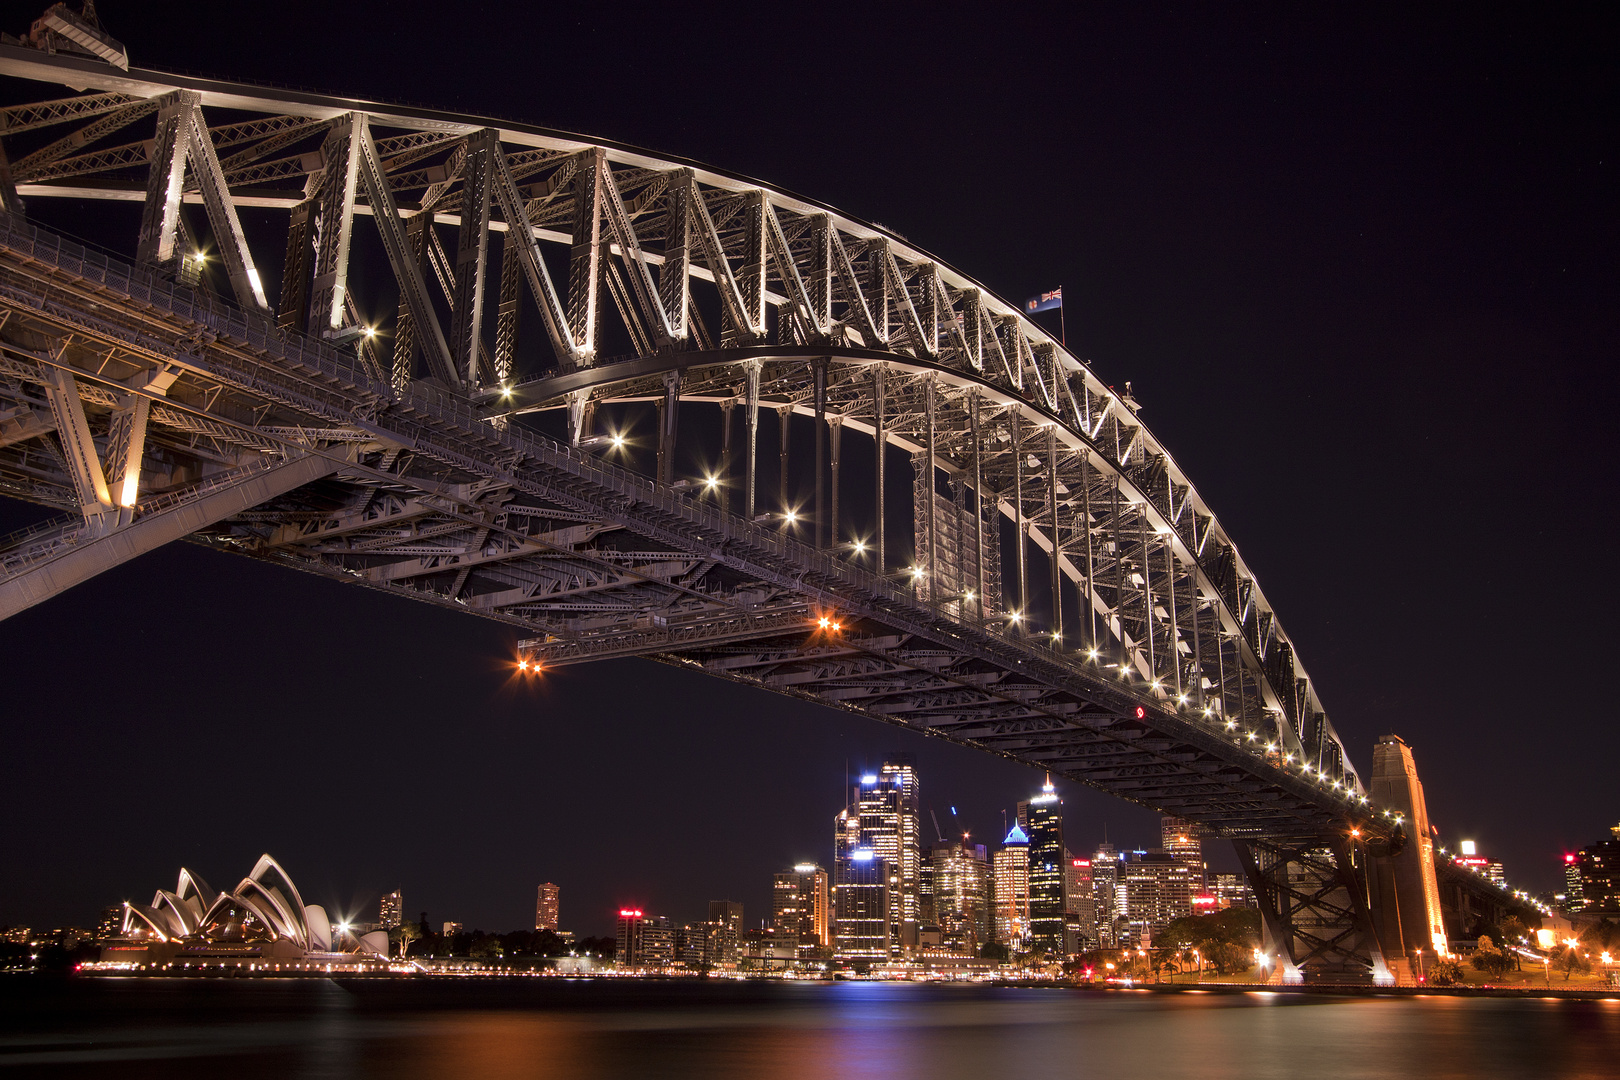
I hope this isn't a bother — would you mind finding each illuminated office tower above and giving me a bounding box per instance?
[992,822,1030,947]
[1092,843,1120,947]
[616,908,644,966]
[928,839,990,955]
[1118,850,1199,943]
[640,916,675,968]
[707,900,743,964]
[1026,778,1066,954]
[834,845,890,962]
[535,883,560,931]
[845,758,921,953]
[379,889,403,930]
[677,923,708,967]
[774,863,831,956]
[1065,854,1094,951]
[1563,853,1585,909]
[1161,816,1206,892]
[1212,872,1256,910]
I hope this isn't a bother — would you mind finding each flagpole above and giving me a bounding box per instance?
[1060,286,1066,346]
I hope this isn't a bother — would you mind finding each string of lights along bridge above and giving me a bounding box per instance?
[0,20,1537,983]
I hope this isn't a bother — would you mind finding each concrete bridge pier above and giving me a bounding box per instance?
[1365,733,1449,979]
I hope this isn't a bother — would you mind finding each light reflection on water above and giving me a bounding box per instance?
[2,979,1618,1079]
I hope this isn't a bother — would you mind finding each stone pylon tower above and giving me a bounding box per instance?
[1369,734,1448,970]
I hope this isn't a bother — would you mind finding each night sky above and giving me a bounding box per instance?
[1,4,1614,937]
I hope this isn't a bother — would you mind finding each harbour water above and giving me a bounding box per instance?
[3,978,1619,1078]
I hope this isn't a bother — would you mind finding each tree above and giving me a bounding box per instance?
[1428,957,1466,986]
[1556,944,1591,982]
[978,941,1010,962]
[389,919,421,959]
[1471,936,1513,977]
[1497,917,1531,970]
[470,936,504,960]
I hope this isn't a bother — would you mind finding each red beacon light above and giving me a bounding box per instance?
[1134,706,1146,719]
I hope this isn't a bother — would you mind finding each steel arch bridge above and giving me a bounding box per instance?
[0,38,1412,980]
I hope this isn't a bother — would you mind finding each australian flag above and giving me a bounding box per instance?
[1024,287,1063,314]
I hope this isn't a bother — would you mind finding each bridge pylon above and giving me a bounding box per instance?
[1365,733,1449,975]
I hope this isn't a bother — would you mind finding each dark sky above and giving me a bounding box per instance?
[1,3,1614,936]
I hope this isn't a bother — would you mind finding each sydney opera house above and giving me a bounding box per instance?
[92,854,394,973]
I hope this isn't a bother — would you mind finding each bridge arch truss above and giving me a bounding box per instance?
[0,44,1404,977]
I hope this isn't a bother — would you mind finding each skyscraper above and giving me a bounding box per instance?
[774,864,831,957]
[1563,853,1585,909]
[1160,817,1206,892]
[1117,850,1199,943]
[1026,778,1066,954]
[1212,872,1256,910]
[992,822,1030,947]
[640,915,675,967]
[616,909,644,966]
[833,845,890,962]
[1574,823,1620,913]
[707,900,743,965]
[845,758,921,953]
[1065,854,1094,951]
[535,883,560,932]
[1092,843,1120,947]
[379,889,403,930]
[928,839,990,956]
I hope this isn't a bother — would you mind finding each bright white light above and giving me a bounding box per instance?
[861,775,878,785]
[1088,650,1100,660]
[1008,611,1021,622]
[784,510,798,524]
[610,435,625,448]
[911,566,926,579]
[704,475,718,489]
[363,326,376,339]
[964,590,975,601]
[853,539,867,553]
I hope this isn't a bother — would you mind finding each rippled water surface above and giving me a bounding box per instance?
[4,978,1619,1078]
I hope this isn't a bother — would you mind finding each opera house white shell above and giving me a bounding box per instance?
[101,854,392,971]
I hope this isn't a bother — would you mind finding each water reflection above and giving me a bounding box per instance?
[1,979,1617,1079]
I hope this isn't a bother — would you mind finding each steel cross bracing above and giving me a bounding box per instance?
[0,52,1390,860]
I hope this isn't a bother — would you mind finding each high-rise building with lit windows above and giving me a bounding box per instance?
[1563,853,1585,909]
[1065,854,1094,951]
[1574,824,1620,913]
[1161,816,1206,892]
[833,841,890,962]
[615,909,644,966]
[992,823,1030,946]
[535,883,560,931]
[1117,850,1199,943]
[707,901,743,965]
[379,889,403,930]
[1026,778,1066,953]
[640,916,675,967]
[1092,843,1120,947]
[928,839,990,955]
[774,864,831,956]
[842,758,921,953]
